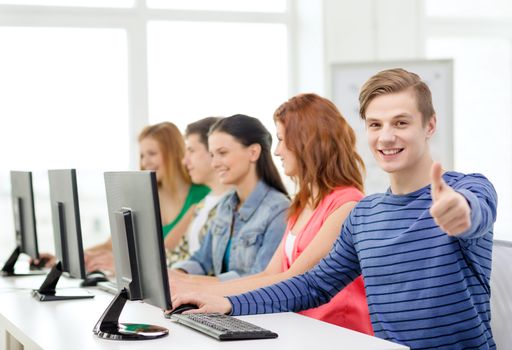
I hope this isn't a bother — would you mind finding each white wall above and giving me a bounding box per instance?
[323,0,424,88]
[294,0,424,94]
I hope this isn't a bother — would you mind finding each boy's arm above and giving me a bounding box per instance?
[227,221,361,316]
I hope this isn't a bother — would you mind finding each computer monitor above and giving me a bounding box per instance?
[32,169,93,301]
[1,171,42,276]
[94,171,171,340]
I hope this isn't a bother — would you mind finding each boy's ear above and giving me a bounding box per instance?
[425,114,437,139]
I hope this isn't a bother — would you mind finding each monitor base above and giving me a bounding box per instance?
[1,246,47,277]
[31,261,94,301]
[32,289,94,302]
[94,323,169,340]
[2,270,47,277]
[93,288,169,341]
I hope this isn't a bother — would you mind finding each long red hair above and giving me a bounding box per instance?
[274,93,365,218]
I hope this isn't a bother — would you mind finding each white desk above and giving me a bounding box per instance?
[0,275,409,350]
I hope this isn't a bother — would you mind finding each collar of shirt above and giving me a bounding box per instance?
[226,180,271,222]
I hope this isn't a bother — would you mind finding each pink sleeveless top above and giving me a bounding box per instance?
[281,187,373,335]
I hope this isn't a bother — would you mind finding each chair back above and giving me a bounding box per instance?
[490,239,512,348]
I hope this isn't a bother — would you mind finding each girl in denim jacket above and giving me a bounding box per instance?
[171,115,289,281]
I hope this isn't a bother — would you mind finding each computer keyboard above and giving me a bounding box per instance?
[169,313,278,341]
[96,280,118,294]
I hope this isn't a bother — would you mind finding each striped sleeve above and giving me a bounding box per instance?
[228,220,361,316]
[452,173,497,240]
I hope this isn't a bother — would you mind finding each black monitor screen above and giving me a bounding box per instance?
[94,171,170,340]
[11,171,39,259]
[31,169,93,301]
[2,171,40,276]
[48,169,87,280]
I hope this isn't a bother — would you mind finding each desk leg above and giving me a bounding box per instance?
[5,330,23,350]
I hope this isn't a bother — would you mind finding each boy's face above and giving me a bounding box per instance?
[364,89,436,175]
[182,134,214,185]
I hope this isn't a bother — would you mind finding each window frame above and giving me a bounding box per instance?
[0,0,295,168]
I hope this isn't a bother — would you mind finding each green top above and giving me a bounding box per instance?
[162,184,210,238]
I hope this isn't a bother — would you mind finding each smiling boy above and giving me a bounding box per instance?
[173,69,498,349]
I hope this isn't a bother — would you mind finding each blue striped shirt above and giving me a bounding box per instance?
[228,172,498,350]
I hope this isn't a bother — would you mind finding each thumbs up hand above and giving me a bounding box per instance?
[429,163,471,236]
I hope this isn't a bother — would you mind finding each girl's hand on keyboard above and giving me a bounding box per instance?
[84,249,115,274]
[169,292,232,315]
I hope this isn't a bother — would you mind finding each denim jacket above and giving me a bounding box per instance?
[173,180,289,281]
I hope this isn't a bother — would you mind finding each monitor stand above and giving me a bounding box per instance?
[93,288,168,340]
[1,246,46,277]
[32,261,94,301]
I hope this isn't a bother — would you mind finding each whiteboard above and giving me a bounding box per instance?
[330,59,453,194]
